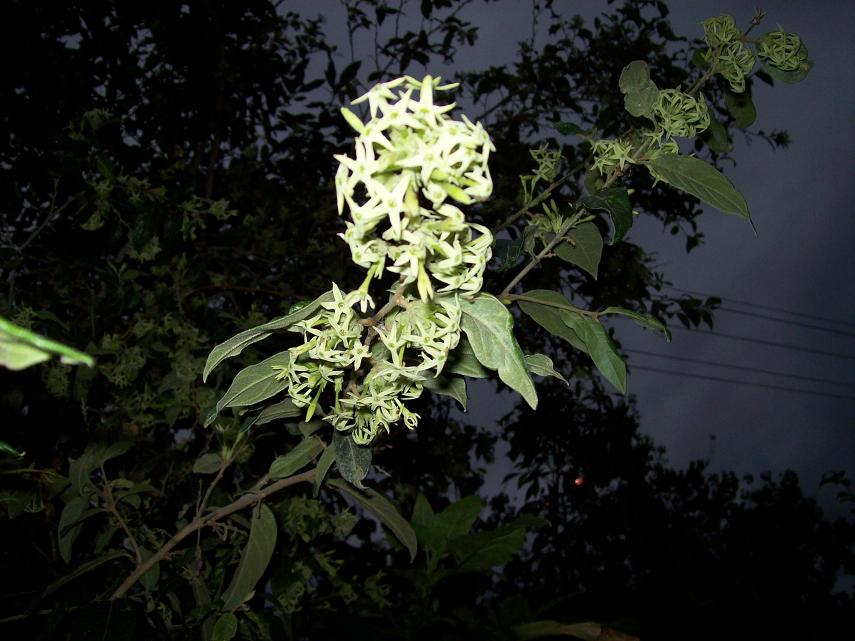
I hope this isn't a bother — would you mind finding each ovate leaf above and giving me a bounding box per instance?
[561,313,627,393]
[221,503,277,611]
[524,354,569,386]
[212,613,239,641]
[329,479,417,561]
[448,514,547,574]
[618,60,659,119]
[516,290,586,352]
[724,87,757,128]
[580,186,633,244]
[423,375,467,410]
[554,222,603,278]
[255,398,302,425]
[702,116,732,153]
[211,352,291,423]
[332,431,371,489]
[646,154,750,220]
[445,338,490,378]
[268,437,323,480]
[192,453,222,474]
[460,294,537,409]
[411,494,483,557]
[600,306,671,341]
[202,290,333,382]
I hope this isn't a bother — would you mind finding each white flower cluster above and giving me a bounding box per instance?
[272,76,497,444]
[334,75,494,301]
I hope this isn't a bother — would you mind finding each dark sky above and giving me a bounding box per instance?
[291,0,855,509]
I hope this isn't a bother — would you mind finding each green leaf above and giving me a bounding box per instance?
[646,154,750,220]
[69,441,133,497]
[212,613,239,641]
[600,306,671,341]
[411,494,483,557]
[0,315,94,370]
[212,352,291,423]
[328,479,417,561]
[460,293,537,410]
[553,222,603,278]
[618,60,659,119]
[516,290,587,353]
[524,354,569,386]
[202,290,333,382]
[312,443,336,498]
[0,439,24,457]
[423,375,467,411]
[255,398,302,425]
[561,313,627,393]
[448,514,547,574]
[221,503,277,611]
[702,116,732,153]
[512,620,604,641]
[332,431,371,489]
[445,338,490,379]
[268,437,323,480]
[580,186,632,244]
[552,121,582,135]
[724,87,757,128]
[192,453,222,474]
[58,496,87,563]
[761,48,812,84]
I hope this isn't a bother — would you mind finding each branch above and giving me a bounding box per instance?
[110,470,315,600]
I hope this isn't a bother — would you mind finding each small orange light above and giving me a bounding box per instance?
[573,476,584,486]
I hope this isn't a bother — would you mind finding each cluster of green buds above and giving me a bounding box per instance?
[274,75,496,444]
[756,28,808,72]
[701,14,808,93]
[652,89,710,139]
[702,14,756,93]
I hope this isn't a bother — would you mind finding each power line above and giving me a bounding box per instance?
[669,325,855,361]
[626,348,855,388]
[665,285,855,329]
[632,365,855,402]
[714,307,855,339]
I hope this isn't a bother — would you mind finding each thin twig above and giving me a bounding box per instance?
[110,470,315,600]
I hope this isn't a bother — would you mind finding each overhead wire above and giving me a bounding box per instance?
[625,348,855,388]
[631,365,855,402]
[664,285,855,329]
[668,325,855,361]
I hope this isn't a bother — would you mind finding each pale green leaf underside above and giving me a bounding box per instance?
[202,290,333,382]
[214,352,291,416]
[423,375,468,410]
[525,353,569,386]
[268,436,324,480]
[646,154,750,220]
[460,293,537,409]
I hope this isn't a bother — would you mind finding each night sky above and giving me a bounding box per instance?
[292,0,855,510]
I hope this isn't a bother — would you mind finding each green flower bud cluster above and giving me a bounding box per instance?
[334,75,494,302]
[701,14,756,93]
[703,14,741,48]
[521,144,562,204]
[652,89,710,139]
[591,139,634,175]
[757,28,807,72]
